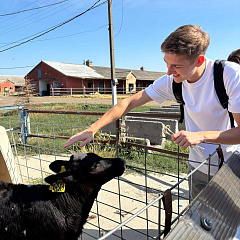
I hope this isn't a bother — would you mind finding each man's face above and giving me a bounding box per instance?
[164,53,199,83]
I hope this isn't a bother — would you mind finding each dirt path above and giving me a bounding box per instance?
[0,95,176,108]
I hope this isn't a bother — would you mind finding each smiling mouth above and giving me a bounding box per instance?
[173,74,180,78]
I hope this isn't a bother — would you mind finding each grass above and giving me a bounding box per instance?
[1,102,189,175]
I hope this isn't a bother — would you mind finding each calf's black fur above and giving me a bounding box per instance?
[0,153,125,240]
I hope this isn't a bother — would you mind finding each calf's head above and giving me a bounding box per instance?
[45,153,126,190]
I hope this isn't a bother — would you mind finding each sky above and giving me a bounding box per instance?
[0,0,239,76]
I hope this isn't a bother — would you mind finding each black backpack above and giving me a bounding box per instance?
[172,60,235,128]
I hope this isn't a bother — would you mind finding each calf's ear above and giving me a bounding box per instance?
[45,171,73,184]
[49,160,70,173]
[45,174,58,184]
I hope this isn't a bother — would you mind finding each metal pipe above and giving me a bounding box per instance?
[26,109,181,119]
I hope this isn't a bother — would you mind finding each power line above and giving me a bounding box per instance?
[32,24,108,42]
[0,0,51,25]
[0,0,70,17]
[0,24,108,45]
[0,1,100,48]
[0,66,34,69]
[0,0,107,53]
[114,0,123,38]
[0,0,80,35]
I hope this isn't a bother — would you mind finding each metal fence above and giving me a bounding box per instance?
[1,108,223,239]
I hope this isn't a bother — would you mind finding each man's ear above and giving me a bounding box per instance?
[49,160,70,173]
[196,55,205,67]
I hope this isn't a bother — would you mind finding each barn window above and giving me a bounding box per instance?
[53,82,60,88]
[38,69,41,78]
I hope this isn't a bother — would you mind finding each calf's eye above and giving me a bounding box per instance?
[90,163,100,171]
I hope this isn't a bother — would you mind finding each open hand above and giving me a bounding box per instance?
[63,130,94,148]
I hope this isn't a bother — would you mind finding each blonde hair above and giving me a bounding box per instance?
[161,25,210,60]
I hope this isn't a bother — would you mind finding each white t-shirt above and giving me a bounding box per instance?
[145,58,240,175]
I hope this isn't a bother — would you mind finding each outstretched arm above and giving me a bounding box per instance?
[63,90,153,148]
[171,113,240,148]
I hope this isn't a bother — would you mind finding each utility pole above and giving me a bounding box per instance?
[107,0,117,106]
[108,0,120,147]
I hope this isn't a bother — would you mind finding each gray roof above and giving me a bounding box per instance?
[91,66,165,81]
[132,69,165,80]
[0,75,25,86]
[28,61,165,81]
[90,66,131,79]
[43,61,105,79]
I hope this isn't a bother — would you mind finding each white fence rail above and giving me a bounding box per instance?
[50,87,145,96]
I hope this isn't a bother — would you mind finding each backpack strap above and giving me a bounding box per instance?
[214,60,235,128]
[172,81,185,123]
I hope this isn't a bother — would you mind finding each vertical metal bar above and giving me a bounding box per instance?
[71,126,75,154]
[117,176,123,239]
[95,197,102,238]
[26,111,31,134]
[144,134,149,239]
[23,135,30,183]
[116,122,123,238]
[177,145,180,216]
[189,169,192,204]
[37,123,44,183]
[158,195,162,239]
[116,118,120,146]
[208,154,211,182]
[19,108,27,144]
[52,124,57,162]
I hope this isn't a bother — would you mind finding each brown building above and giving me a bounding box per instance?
[26,60,165,96]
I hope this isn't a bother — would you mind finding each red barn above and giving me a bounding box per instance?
[26,60,165,96]
[0,80,15,94]
[0,75,25,94]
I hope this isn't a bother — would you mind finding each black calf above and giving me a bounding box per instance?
[0,153,125,240]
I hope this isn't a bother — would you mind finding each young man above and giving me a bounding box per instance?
[64,25,240,200]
